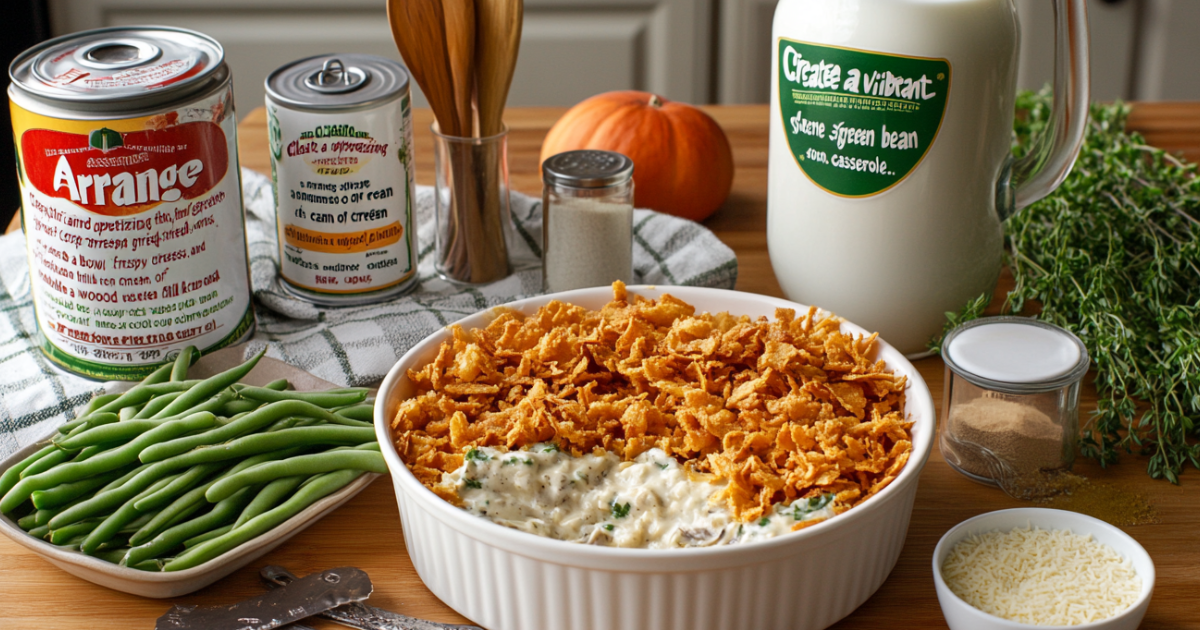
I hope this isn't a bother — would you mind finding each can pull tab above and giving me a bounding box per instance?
[305,58,369,93]
[74,38,162,70]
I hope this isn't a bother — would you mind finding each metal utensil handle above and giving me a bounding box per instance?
[260,566,484,630]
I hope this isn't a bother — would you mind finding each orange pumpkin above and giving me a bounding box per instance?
[539,91,734,223]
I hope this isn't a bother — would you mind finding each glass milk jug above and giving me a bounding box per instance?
[767,0,1089,356]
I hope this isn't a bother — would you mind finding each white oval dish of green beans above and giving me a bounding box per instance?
[0,345,385,598]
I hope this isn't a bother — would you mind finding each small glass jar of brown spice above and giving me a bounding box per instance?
[938,317,1090,494]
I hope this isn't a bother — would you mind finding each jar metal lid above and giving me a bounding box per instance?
[943,317,1089,392]
[542,150,634,188]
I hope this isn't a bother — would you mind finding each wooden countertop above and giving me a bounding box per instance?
[3,104,1198,629]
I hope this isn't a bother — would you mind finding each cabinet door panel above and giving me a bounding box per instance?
[53,0,712,115]
[106,10,401,119]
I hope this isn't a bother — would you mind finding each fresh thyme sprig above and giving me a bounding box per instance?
[933,91,1200,482]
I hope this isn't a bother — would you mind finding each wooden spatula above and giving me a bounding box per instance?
[387,0,461,136]
[474,0,523,137]
[443,0,476,137]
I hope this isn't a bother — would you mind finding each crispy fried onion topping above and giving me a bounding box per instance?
[392,282,911,524]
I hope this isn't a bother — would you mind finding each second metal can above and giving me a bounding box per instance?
[265,54,418,305]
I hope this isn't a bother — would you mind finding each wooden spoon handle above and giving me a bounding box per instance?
[475,0,523,137]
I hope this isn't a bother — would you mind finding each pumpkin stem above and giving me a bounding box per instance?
[648,94,663,108]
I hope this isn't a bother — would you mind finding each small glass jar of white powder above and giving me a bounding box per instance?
[541,150,634,292]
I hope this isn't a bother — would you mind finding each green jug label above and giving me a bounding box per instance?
[777,38,950,197]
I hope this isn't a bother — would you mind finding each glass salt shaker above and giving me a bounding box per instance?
[541,150,634,293]
[938,316,1090,498]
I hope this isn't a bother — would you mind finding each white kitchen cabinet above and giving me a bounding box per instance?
[50,0,713,117]
[1132,0,1200,100]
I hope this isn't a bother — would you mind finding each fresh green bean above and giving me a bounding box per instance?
[263,378,290,391]
[19,448,76,481]
[118,512,156,535]
[132,390,184,419]
[232,475,305,529]
[164,468,365,571]
[125,486,257,566]
[47,461,174,529]
[133,462,226,512]
[97,462,154,494]
[54,412,120,442]
[94,547,130,565]
[119,405,142,421]
[32,501,79,527]
[151,348,265,419]
[127,487,207,547]
[238,387,368,408]
[2,413,216,513]
[334,403,374,422]
[183,523,232,548]
[263,416,304,432]
[49,519,101,545]
[140,402,372,463]
[0,444,57,496]
[17,513,38,530]
[79,380,199,421]
[206,445,383,502]
[55,414,199,450]
[31,466,133,510]
[216,399,263,416]
[141,361,175,386]
[169,426,375,467]
[81,392,122,416]
[80,473,180,554]
[171,346,197,381]
[127,448,304,545]
[27,524,50,539]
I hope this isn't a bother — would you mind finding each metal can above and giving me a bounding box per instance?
[8,26,255,380]
[265,54,418,305]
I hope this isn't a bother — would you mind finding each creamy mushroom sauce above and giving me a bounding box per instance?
[441,445,836,548]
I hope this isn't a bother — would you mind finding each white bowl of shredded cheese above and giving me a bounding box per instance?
[933,508,1154,630]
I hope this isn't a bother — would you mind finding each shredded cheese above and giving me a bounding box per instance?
[941,525,1142,626]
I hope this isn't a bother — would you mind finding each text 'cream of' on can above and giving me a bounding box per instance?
[8,25,255,380]
[265,54,418,305]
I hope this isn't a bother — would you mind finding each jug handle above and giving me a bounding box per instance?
[999,0,1090,221]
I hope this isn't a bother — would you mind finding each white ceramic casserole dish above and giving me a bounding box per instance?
[375,285,936,630]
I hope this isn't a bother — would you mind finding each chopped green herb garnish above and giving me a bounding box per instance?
[464,479,482,489]
[758,517,770,527]
[611,502,631,519]
[575,471,588,482]
[542,444,559,452]
[655,462,669,470]
[792,493,834,520]
[603,524,614,531]
[465,448,490,462]
[502,457,532,466]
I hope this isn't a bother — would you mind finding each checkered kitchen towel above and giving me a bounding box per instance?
[0,168,737,457]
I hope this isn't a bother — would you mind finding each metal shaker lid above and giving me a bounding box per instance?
[542,150,634,188]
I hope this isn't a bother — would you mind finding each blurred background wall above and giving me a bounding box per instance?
[3,0,1198,228]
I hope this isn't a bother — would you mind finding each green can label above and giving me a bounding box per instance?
[777,38,951,197]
